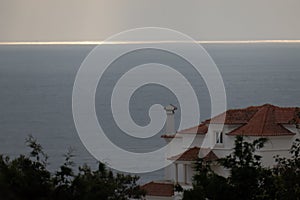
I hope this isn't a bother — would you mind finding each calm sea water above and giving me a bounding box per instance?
[0,44,299,183]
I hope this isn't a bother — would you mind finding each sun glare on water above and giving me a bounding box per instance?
[0,40,300,45]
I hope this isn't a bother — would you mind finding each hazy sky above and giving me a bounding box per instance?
[0,0,299,42]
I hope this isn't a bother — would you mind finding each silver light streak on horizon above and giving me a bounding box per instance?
[1,40,300,45]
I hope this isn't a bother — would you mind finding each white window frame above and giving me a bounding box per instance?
[215,131,223,144]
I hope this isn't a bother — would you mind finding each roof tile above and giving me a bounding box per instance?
[228,104,296,136]
[176,104,299,137]
[178,123,208,134]
[168,147,218,162]
[141,181,174,197]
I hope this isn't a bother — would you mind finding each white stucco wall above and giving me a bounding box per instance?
[164,124,300,184]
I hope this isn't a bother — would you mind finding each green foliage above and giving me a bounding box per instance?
[273,138,300,199]
[220,136,267,168]
[219,136,269,200]
[0,135,52,200]
[289,107,300,129]
[0,136,145,200]
[184,136,300,200]
[174,183,183,192]
[183,156,231,200]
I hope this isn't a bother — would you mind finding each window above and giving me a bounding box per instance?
[216,131,223,144]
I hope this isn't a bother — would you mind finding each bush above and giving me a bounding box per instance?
[0,135,145,200]
[184,136,300,200]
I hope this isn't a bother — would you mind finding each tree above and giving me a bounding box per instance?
[71,163,145,200]
[0,135,52,200]
[273,138,300,199]
[184,136,271,200]
[183,155,231,200]
[219,136,271,200]
[0,136,145,200]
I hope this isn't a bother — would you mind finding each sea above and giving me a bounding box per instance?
[0,43,299,183]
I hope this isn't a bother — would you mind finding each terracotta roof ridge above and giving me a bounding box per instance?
[261,105,271,134]
[242,103,278,110]
[228,104,296,136]
[204,151,219,161]
[176,104,299,137]
[167,147,219,162]
[240,105,271,134]
[168,146,200,161]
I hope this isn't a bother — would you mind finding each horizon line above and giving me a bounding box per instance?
[1,40,300,45]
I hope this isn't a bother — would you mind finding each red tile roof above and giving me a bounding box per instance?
[210,107,258,124]
[161,134,176,138]
[211,104,300,125]
[168,147,218,162]
[177,123,208,134]
[202,150,219,162]
[228,104,296,136]
[141,181,174,197]
[174,104,299,137]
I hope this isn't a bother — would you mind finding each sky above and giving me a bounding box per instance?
[0,0,300,42]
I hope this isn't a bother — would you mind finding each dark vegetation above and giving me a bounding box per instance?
[0,135,145,200]
[183,136,300,200]
[1,135,300,200]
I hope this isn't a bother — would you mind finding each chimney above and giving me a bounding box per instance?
[164,104,177,134]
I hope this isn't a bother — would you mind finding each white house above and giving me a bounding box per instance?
[142,104,300,200]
